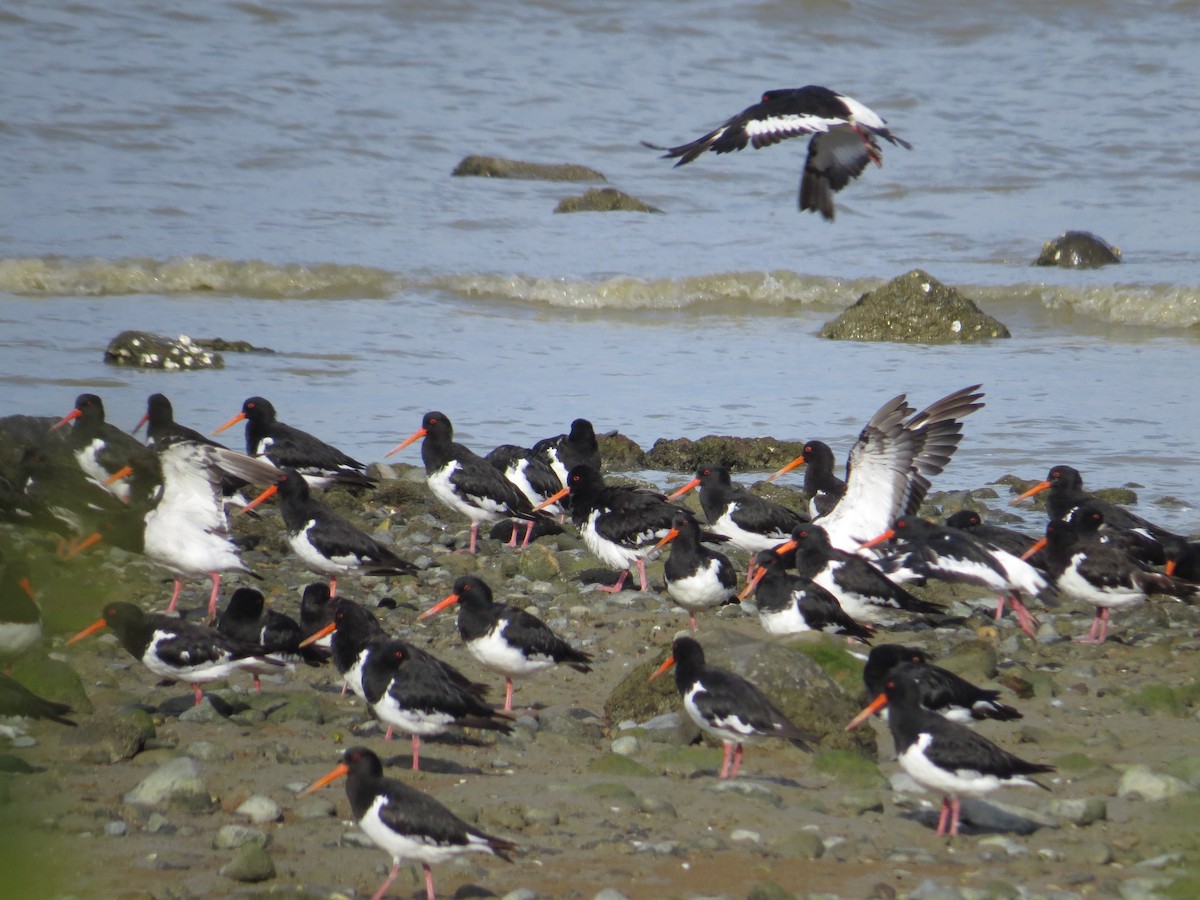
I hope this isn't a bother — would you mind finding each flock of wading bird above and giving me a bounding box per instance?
[3,382,1200,899]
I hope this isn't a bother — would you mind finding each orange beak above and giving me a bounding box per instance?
[648,654,676,682]
[385,427,427,458]
[298,761,349,796]
[650,528,680,556]
[859,528,896,551]
[103,465,134,487]
[845,692,889,730]
[737,566,766,601]
[65,532,105,557]
[298,620,336,648]
[417,592,460,621]
[1166,560,1178,576]
[211,410,247,436]
[132,412,149,433]
[1011,479,1051,506]
[50,408,82,432]
[665,477,701,502]
[773,538,798,557]
[532,486,570,512]
[17,577,35,602]
[239,483,279,515]
[1021,537,1047,561]
[766,453,806,483]
[67,617,109,645]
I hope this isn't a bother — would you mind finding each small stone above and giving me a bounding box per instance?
[220,843,276,883]
[235,795,282,824]
[1118,765,1193,801]
[123,757,210,808]
[213,824,269,849]
[610,735,640,756]
[294,796,337,820]
[184,740,231,762]
[103,821,127,837]
[730,828,761,844]
[592,890,630,900]
[1047,797,1107,827]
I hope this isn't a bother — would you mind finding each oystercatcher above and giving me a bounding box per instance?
[212,396,374,488]
[137,393,249,503]
[776,524,944,622]
[650,635,815,779]
[299,582,336,653]
[644,85,911,220]
[216,587,309,690]
[862,516,1048,638]
[535,464,701,593]
[51,393,160,503]
[1061,502,1169,568]
[667,464,807,556]
[847,662,1053,836]
[1164,535,1200,582]
[0,672,75,725]
[768,440,846,519]
[485,443,567,521]
[740,548,872,642]
[362,638,514,771]
[530,418,602,488]
[299,746,515,900]
[419,574,593,710]
[862,644,1021,723]
[68,602,278,705]
[770,386,985,552]
[387,412,543,553]
[651,511,738,632]
[944,509,1040,561]
[0,558,42,665]
[1025,516,1197,643]
[240,467,417,596]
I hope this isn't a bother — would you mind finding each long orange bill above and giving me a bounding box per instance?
[418,592,460,621]
[132,412,150,433]
[649,528,680,556]
[773,539,797,557]
[65,532,104,557]
[648,654,676,682]
[1010,480,1051,506]
[737,568,766,601]
[298,621,336,648]
[859,529,896,551]
[211,411,247,436]
[298,762,349,796]
[385,427,426,458]
[665,478,701,502]
[532,486,570,512]
[67,618,109,645]
[239,483,279,515]
[766,454,806,484]
[845,692,889,730]
[1167,560,1178,576]
[103,465,135,487]
[17,577,35,601]
[1021,537,1047,561]
[50,408,82,432]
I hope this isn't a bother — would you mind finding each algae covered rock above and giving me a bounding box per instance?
[554,187,661,214]
[819,269,1010,343]
[1034,231,1121,268]
[452,155,606,182]
[644,436,806,473]
[104,331,223,369]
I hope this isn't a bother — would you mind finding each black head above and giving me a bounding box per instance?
[145,393,174,425]
[802,440,834,465]
[225,587,265,619]
[564,464,605,496]
[275,468,311,500]
[670,634,706,668]
[241,397,277,423]
[421,411,453,439]
[1046,466,1083,491]
[450,574,494,607]
[1067,503,1105,535]
[340,745,384,778]
[694,464,732,488]
[945,509,982,530]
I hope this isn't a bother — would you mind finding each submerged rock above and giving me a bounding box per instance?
[819,269,1011,343]
[452,155,606,182]
[644,435,806,473]
[1034,231,1121,268]
[104,330,223,369]
[554,187,661,214]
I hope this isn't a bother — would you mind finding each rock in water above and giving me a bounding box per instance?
[1034,231,1121,268]
[104,330,223,369]
[452,155,606,182]
[820,270,1010,343]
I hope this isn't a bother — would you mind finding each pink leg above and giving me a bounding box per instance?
[422,862,436,900]
[193,684,204,706]
[595,570,629,594]
[1011,597,1040,638]
[729,744,744,779]
[384,725,394,740]
[949,797,962,836]
[166,578,184,613]
[935,797,951,835]
[635,558,648,592]
[370,861,401,900]
[689,612,698,632]
[1097,608,1110,643]
[206,572,222,620]
[504,677,514,712]
[329,577,338,599]
[505,522,519,548]
[719,742,735,780]
[520,519,535,548]
[1077,608,1107,644]
[994,594,1006,622]
[468,523,479,554]
[340,681,349,697]
[412,735,421,772]
[253,675,262,692]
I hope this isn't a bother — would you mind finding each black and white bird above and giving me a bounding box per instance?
[776,524,944,623]
[645,85,912,220]
[531,418,602,488]
[650,635,815,779]
[651,511,738,632]
[136,393,250,503]
[299,746,515,900]
[768,440,846,519]
[241,467,417,596]
[216,587,311,690]
[741,548,872,642]
[862,645,1021,723]
[769,386,985,552]
[68,602,278,706]
[862,516,1048,638]
[944,509,1040,561]
[212,396,374,488]
[0,557,42,665]
[847,662,1053,836]
[388,412,544,553]
[361,638,514,771]
[299,582,336,654]
[51,393,160,503]
[419,575,593,710]
[667,464,807,556]
[485,443,568,523]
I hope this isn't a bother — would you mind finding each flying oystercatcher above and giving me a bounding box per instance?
[645,85,911,220]
[361,637,514,771]
[650,635,815,779]
[68,601,279,705]
[388,412,543,553]
[769,386,985,552]
[847,662,1053,836]
[740,548,872,642]
[299,746,515,900]
[862,644,1021,723]
[241,467,417,596]
[213,396,375,488]
[651,511,738,632]
[667,464,807,557]
[419,574,593,710]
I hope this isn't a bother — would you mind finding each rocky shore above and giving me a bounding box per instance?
[4,444,1200,900]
